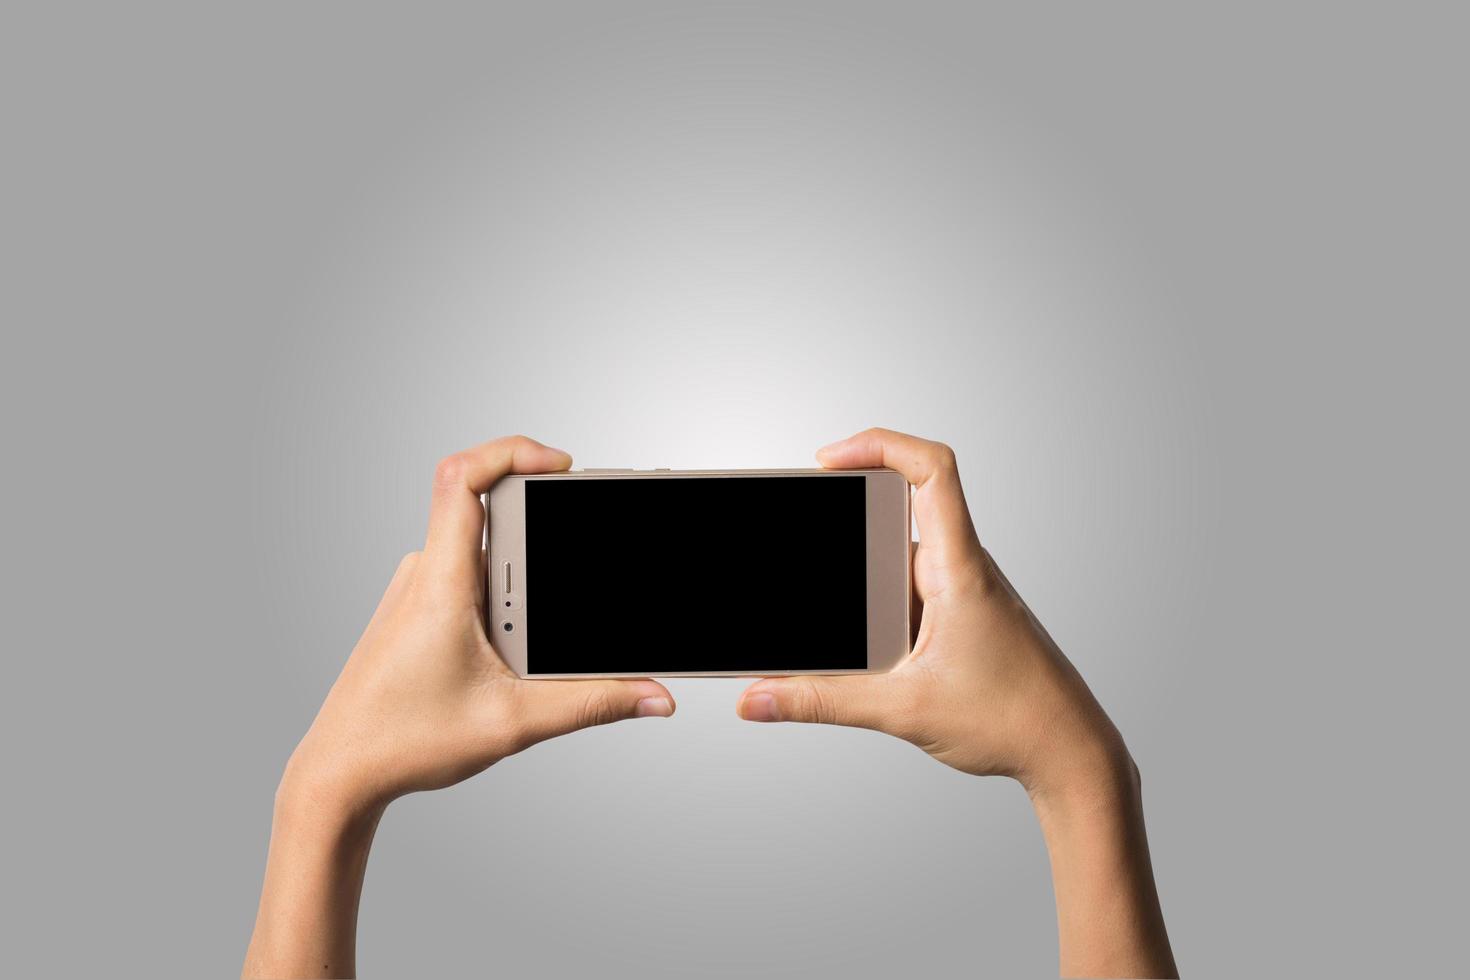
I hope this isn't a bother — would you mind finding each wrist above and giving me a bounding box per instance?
[1025,723,1140,828]
[247,745,384,979]
[276,739,390,836]
[271,773,384,871]
[1022,732,1177,978]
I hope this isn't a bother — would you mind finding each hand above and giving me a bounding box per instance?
[737,427,1119,794]
[737,428,1176,979]
[245,435,675,979]
[287,435,676,813]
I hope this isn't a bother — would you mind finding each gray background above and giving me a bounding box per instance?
[3,3,1465,977]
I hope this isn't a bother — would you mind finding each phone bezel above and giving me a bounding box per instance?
[484,468,911,678]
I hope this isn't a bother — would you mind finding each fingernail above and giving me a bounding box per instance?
[741,692,780,722]
[635,697,673,718]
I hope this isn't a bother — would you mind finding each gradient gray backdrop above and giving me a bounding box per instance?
[3,3,1465,977]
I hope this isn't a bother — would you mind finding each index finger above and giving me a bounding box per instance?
[424,434,572,586]
[816,427,980,564]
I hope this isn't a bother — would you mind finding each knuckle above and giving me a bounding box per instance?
[932,442,958,470]
[577,686,620,729]
[433,453,467,491]
[798,680,836,725]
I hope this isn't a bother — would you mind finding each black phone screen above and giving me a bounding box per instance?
[523,475,867,674]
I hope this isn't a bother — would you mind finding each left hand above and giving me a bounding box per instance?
[282,434,677,816]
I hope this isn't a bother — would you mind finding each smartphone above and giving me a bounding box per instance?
[484,468,911,677]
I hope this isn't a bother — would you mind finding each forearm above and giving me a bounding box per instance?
[1030,746,1177,979]
[243,771,384,979]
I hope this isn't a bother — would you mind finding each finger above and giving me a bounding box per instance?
[737,674,894,732]
[424,435,572,587]
[513,678,676,748]
[816,427,980,565]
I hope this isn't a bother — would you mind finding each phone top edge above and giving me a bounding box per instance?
[499,467,900,479]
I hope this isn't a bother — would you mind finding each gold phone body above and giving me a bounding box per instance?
[484,468,910,678]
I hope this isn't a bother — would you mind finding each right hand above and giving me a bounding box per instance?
[740,429,1177,978]
[737,427,1131,801]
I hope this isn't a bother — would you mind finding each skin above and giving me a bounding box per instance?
[737,428,1177,978]
[243,429,1176,979]
[242,437,676,978]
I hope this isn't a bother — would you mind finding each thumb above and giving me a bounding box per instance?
[514,678,676,747]
[737,675,894,732]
